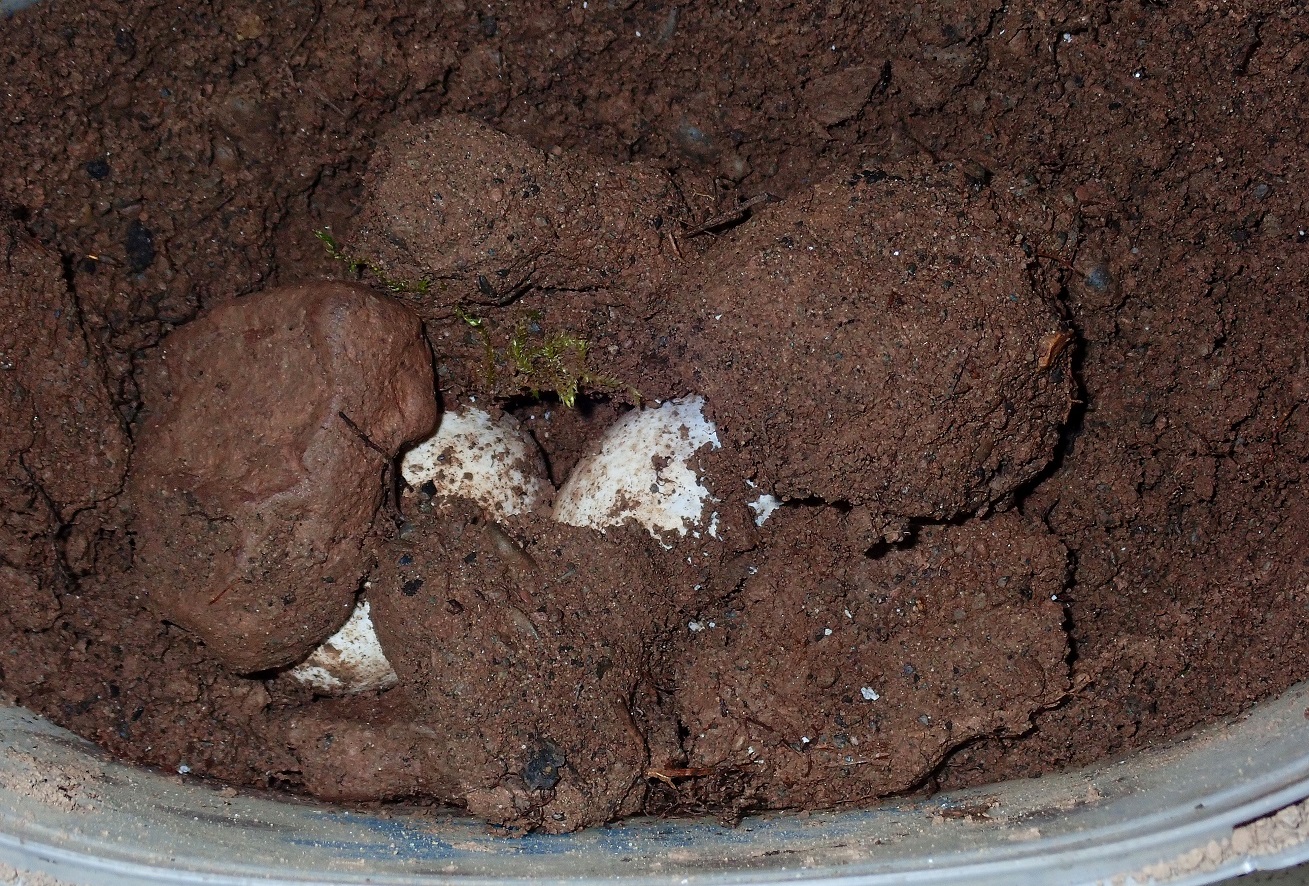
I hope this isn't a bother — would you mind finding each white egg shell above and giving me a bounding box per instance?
[401,407,547,520]
[553,395,721,538]
[288,599,397,695]
[748,493,781,526]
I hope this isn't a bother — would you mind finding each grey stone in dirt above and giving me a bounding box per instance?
[126,282,438,673]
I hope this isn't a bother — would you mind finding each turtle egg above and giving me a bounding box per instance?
[402,407,548,520]
[553,395,721,539]
[288,598,397,695]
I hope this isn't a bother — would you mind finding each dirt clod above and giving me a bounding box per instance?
[126,282,437,672]
[673,511,1069,808]
[367,499,706,832]
[349,116,693,310]
[669,168,1076,519]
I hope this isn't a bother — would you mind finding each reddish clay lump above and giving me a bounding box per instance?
[126,282,437,673]
[349,116,692,308]
[364,505,691,831]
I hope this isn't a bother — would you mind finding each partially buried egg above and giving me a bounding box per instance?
[553,395,723,541]
[294,396,764,692]
[289,406,550,694]
[288,598,397,694]
[401,407,548,520]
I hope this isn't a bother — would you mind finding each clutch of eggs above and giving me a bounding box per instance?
[289,396,771,694]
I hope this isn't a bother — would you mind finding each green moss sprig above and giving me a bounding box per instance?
[314,229,431,295]
[456,309,637,408]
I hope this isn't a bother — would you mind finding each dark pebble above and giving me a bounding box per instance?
[962,160,992,186]
[85,159,111,180]
[401,578,424,597]
[522,739,566,791]
[114,27,136,55]
[125,219,156,273]
[1084,264,1112,291]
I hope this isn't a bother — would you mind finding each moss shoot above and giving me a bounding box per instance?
[315,229,432,295]
[457,309,636,407]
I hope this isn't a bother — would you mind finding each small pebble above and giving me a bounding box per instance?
[1084,264,1113,291]
[124,219,156,274]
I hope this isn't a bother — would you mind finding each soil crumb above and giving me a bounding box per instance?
[1126,797,1309,885]
[0,860,77,886]
[1,0,1306,834]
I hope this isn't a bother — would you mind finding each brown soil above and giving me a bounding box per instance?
[1,0,1307,834]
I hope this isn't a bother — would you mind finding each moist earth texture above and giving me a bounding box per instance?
[1,0,1307,832]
